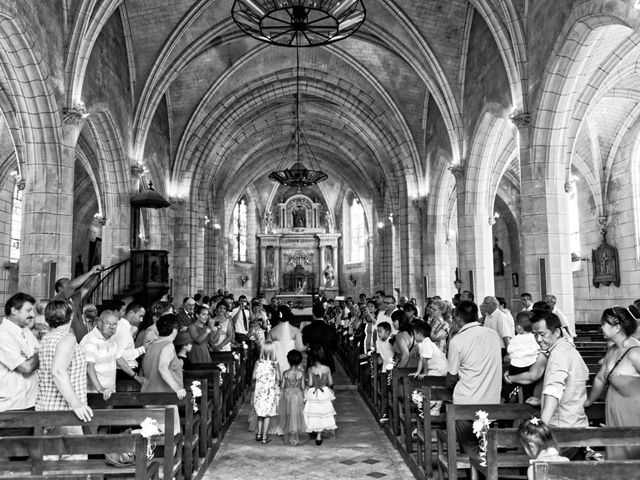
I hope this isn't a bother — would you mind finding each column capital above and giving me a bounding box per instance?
[448,164,465,180]
[510,110,531,129]
[411,196,428,211]
[169,196,186,209]
[598,215,609,236]
[63,103,90,126]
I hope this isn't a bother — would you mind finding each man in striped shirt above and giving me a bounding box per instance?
[80,310,142,400]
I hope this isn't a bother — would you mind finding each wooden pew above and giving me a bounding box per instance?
[533,459,640,480]
[0,433,158,479]
[207,353,236,419]
[436,403,538,480]
[415,385,452,480]
[476,426,640,480]
[89,392,194,479]
[183,368,223,450]
[399,374,447,454]
[189,361,235,431]
[115,375,210,466]
[0,408,178,480]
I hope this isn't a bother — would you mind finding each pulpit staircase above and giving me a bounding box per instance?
[86,249,170,310]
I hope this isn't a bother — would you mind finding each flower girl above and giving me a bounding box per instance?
[279,349,307,445]
[252,340,280,444]
[303,345,337,445]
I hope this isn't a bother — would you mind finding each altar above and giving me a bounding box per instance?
[258,193,341,297]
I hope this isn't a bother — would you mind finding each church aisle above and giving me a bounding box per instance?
[203,359,415,480]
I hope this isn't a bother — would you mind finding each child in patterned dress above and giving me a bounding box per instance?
[252,340,281,443]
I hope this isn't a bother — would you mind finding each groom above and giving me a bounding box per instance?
[302,303,338,372]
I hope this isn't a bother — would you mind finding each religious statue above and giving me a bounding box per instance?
[264,263,275,288]
[264,210,274,234]
[493,237,504,276]
[325,210,335,233]
[323,264,335,287]
[293,207,306,228]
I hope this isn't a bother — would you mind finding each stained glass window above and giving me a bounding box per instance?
[9,183,22,263]
[233,197,247,262]
[349,198,366,263]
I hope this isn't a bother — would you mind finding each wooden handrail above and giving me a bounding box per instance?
[86,257,132,307]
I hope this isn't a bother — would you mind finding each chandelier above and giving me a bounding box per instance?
[232,0,366,48]
[266,47,328,189]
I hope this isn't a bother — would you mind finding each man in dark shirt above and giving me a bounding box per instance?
[302,303,338,372]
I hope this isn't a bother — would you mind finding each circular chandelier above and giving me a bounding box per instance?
[232,0,366,47]
[268,165,328,187]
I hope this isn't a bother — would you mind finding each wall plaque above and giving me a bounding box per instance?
[592,237,620,287]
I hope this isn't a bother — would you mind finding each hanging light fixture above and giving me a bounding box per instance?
[267,47,328,189]
[232,0,366,48]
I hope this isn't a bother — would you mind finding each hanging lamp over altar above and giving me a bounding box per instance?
[231,0,366,48]
[232,0,366,190]
[265,46,328,190]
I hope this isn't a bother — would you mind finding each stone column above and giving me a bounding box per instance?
[171,197,197,302]
[452,165,494,300]
[319,244,326,289]
[19,114,81,296]
[518,111,574,321]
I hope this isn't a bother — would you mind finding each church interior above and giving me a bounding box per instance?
[2,0,640,478]
[2,0,640,324]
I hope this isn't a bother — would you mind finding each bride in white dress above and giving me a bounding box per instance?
[265,306,304,435]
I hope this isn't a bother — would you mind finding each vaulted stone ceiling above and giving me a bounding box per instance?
[117,0,523,216]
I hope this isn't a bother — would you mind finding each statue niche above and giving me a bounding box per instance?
[292,207,306,228]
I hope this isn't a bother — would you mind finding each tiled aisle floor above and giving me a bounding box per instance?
[203,359,415,480]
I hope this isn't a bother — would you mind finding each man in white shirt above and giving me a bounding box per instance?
[520,292,533,312]
[81,310,143,400]
[447,300,502,453]
[231,295,254,343]
[545,294,575,338]
[482,296,514,349]
[113,302,146,374]
[0,293,39,413]
[376,295,398,334]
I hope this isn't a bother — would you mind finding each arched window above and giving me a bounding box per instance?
[567,177,581,271]
[232,197,247,262]
[9,183,22,263]
[348,198,366,264]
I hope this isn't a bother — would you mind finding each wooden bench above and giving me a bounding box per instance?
[436,403,538,480]
[415,385,452,480]
[184,368,223,450]
[533,459,640,479]
[0,408,178,480]
[88,392,194,479]
[0,433,158,479]
[399,374,447,454]
[475,425,640,480]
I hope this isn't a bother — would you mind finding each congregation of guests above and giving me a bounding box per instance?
[3,271,640,466]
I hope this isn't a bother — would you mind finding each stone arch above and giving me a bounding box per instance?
[133,11,462,169]
[65,0,127,105]
[468,0,528,110]
[465,104,513,217]
[82,105,132,263]
[532,2,640,185]
[0,9,70,291]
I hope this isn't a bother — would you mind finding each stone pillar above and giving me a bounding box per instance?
[319,245,326,288]
[518,111,574,321]
[452,165,494,300]
[171,198,197,302]
[19,115,81,296]
[408,197,428,305]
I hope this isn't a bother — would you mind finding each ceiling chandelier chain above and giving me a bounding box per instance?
[232,0,366,189]
[268,47,328,190]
